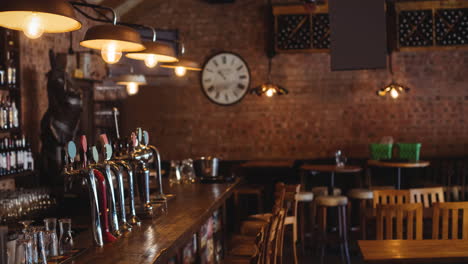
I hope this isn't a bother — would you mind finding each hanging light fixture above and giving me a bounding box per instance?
[115,73,147,96]
[126,28,178,68]
[251,57,288,97]
[80,9,145,64]
[0,0,82,39]
[377,53,410,99]
[160,44,201,77]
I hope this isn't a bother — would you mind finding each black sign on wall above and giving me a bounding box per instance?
[329,0,387,71]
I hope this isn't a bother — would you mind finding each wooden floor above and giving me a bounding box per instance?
[281,226,366,264]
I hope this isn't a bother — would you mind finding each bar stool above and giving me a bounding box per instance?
[315,195,350,264]
[347,188,373,239]
[312,186,342,196]
[289,191,313,264]
[234,184,265,230]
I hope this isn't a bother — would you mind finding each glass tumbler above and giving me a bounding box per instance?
[43,218,58,257]
[14,237,32,264]
[58,219,74,255]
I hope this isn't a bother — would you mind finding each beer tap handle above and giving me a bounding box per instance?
[130,132,137,151]
[67,141,77,165]
[112,108,120,139]
[136,128,143,146]
[142,131,149,147]
[80,135,88,168]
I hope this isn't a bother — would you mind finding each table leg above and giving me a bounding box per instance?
[329,172,335,195]
[397,168,401,190]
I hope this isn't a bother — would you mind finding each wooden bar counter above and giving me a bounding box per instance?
[71,179,239,264]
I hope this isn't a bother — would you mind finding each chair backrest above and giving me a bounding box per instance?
[376,203,423,240]
[409,187,445,208]
[372,190,410,208]
[251,225,267,264]
[273,209,286,264]
[272,183,286,215]
[263,210,281,264]
[432,201,468,240]
[443,186,462,202]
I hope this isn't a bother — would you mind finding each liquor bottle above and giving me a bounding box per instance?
[0,99,4,130]
[4,138,9,174]
[11,100,18,128]
[26,139,33,171]
[1,98,7,130]
[6,51,16,89]
[0,139,4,176]
[7,98,13,129]
[9,137,15,174]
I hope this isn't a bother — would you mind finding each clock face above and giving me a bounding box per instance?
[201,52,250,105]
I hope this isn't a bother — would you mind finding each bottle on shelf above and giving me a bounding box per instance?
[0,135,33,176]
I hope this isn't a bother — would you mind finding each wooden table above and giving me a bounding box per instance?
[300,164,362,195]
[71,179,239,264]
[240,160,295,168]
[367,160,430,189]
[358,239,468,263]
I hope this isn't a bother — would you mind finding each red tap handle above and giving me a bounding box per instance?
[80,135,88,168]
[94,169,117,243]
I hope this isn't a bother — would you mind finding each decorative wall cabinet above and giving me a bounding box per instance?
[394,1,467,51]
[273,4,330,53]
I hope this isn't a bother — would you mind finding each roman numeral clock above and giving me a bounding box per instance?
[201,52,250,105]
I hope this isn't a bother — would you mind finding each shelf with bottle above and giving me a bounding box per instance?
[0,94,19,132]
[0,135,34,177]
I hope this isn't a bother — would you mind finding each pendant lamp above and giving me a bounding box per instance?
[160,44,201,77]
[126,28,178,68]
[80,11,144,64]
[377,53,410,99]
[0,0,81,39]
[251,57,288,97]
[115,74,147,96]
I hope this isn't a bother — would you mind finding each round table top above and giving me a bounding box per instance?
[367,160,430,168]
[300,164,363,173]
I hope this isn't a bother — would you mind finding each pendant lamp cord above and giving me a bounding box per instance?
[267,57,272,83]
[388,52,395,82]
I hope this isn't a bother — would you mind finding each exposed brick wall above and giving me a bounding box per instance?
[20,11,106,151]
[120,0,468,160]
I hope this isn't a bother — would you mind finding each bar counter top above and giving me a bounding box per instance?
[71,179,239,264]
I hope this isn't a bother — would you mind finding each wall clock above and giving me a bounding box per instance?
[201,52,250,106]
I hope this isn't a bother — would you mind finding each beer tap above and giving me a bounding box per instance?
[63,141,104,247]
[90,145,121,238]
[142,130,167,201]
[111,108,141,225]
[79,135,117,243]
[131,132,153,216]
[98,134,132,231]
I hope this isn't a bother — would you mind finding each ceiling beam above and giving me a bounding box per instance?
[115,0,146,18]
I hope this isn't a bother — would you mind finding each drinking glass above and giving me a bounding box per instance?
[58,219,74,255]
[7,238,16,264]
[43,218,58,257]
[14,237,32,264]
[181,159,196,184]
[168,161,182,186]
[36,231,47,264]
[335,150,347,167]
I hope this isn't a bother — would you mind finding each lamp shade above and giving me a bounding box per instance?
[251,83,288,97]
[80,24,145,52]
[126,41,178,63]
[0,0,81,33]
[160,59,201,71]
[115,74,147,85]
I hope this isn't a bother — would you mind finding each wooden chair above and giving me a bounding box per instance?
[225,224,267,264]
[409,187,445,208]
[280,184,301,264]
[432,201,468,240]
[372,189,410,208]
[376,203,423,240]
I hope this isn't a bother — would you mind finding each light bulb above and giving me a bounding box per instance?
[23,13,44,39]
[144,55,158,68]
[265,88,275,97]
[126,82,139,95]
[174,66,187,77]
[101,42,123,64]
[390,88,399,99]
